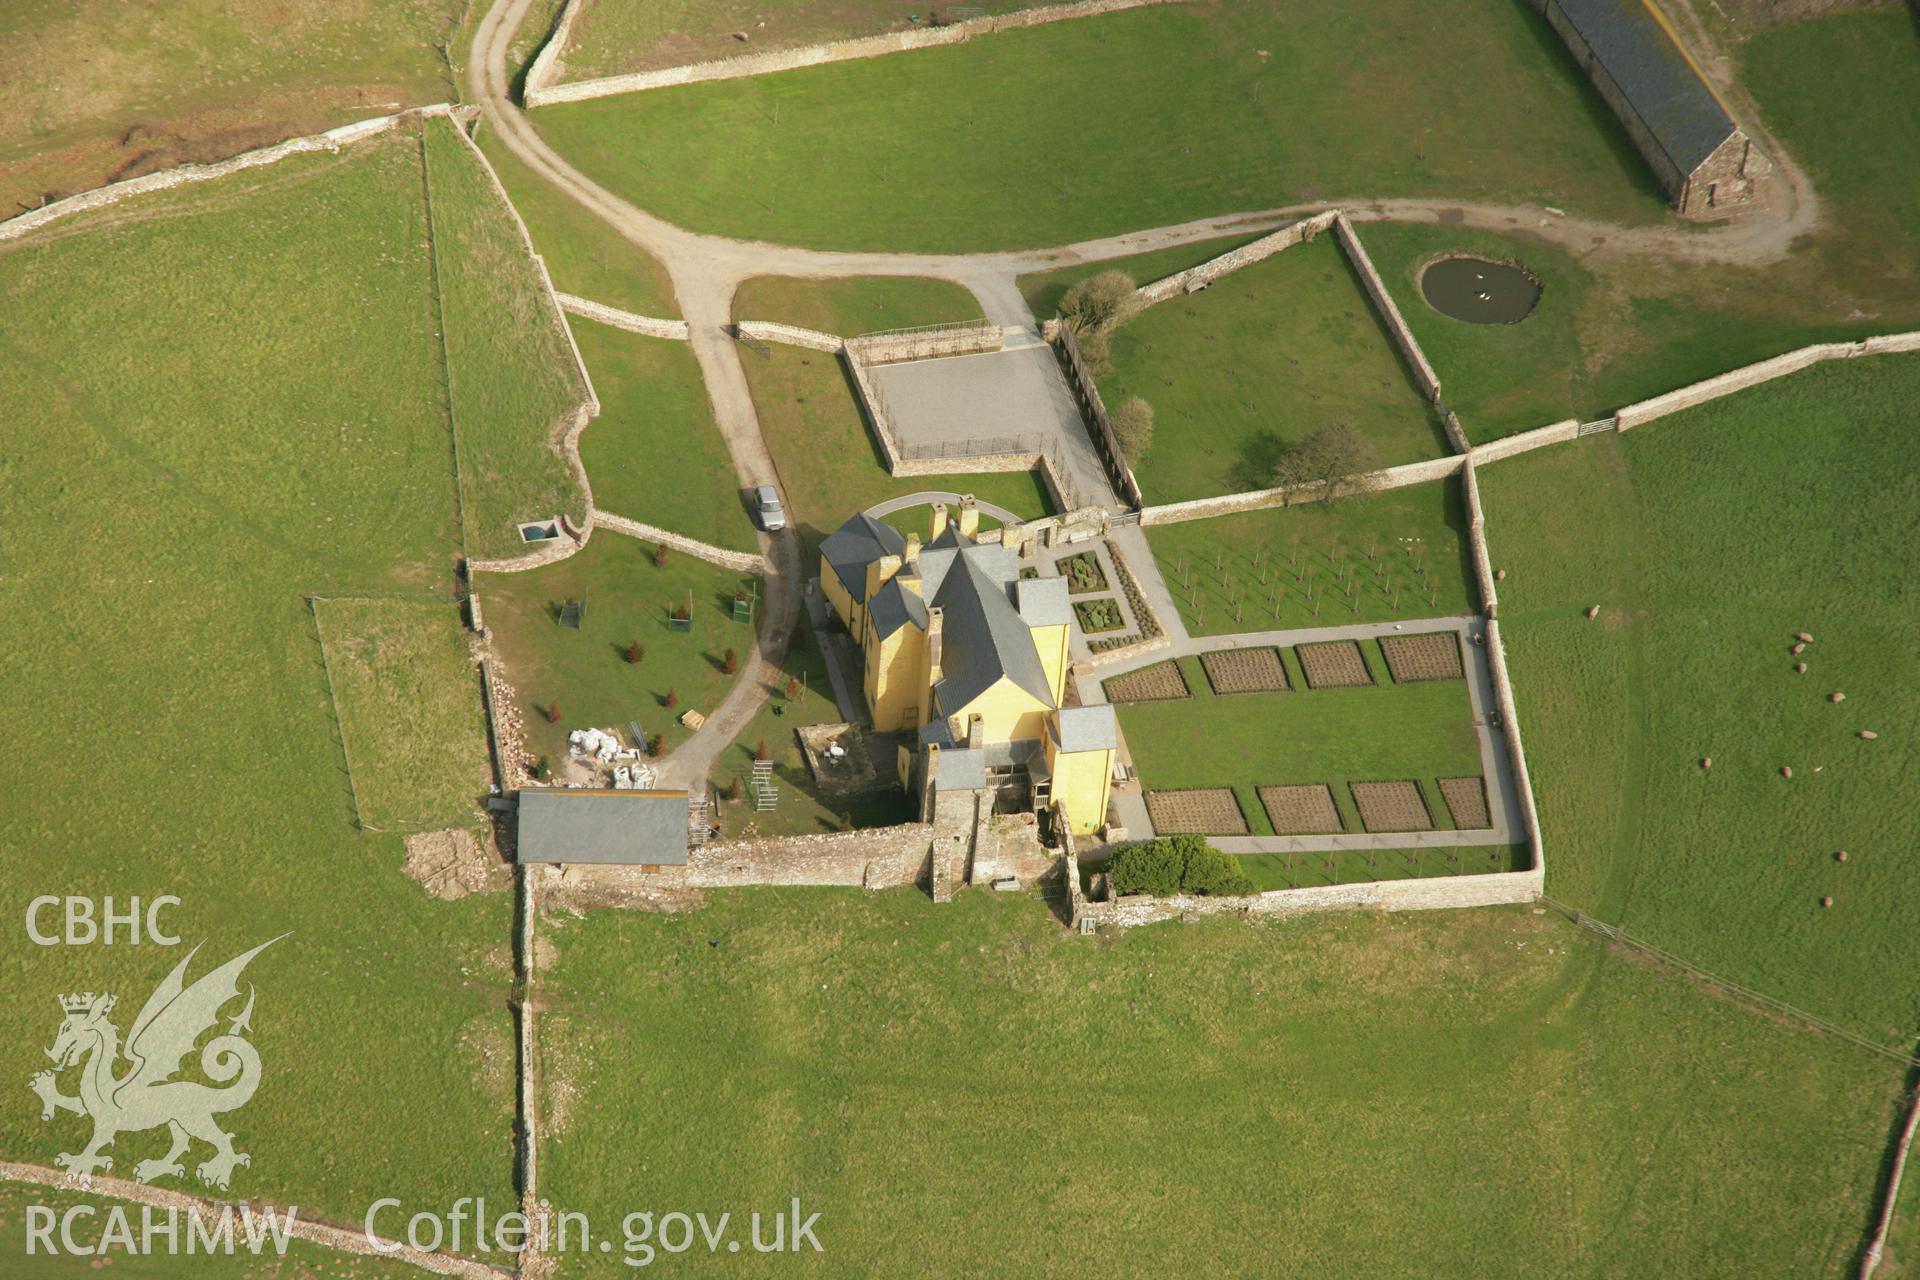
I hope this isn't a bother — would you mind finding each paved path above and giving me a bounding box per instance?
[1082,616,1525,854]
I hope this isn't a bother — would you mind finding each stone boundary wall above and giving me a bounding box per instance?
[1441,409,1472,456]
[0,105,451,246]
[1864,332,1920,355]
[591,508,772,574]
[689,822,941,888]
[1137,453,1465,527]
[1861,1085,1920,1279]
[467,514,589,574]
[0,1162,513,1278]
[1483,617,1545,874]
[843,348,906,472]
[1073,867,1542,931]
[1054,323,1146,509]
[559,293,690,340]
[1132,211,1339,308]
[1616,338,1894,430]
[846,323,1005,364]
[1334,213,1444,405]
[737,319,843,352]
[1468,418,1580,465]
[1462,459,1499,619]
[524,0,1188,106]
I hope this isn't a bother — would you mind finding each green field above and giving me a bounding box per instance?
[1015,233,1264,318]
[1481,353,1920,1045]
[742,344,1053,549]
[0,0,462,217]
[1233,844,1527,891]
[572,317,759,552]
[480,534,762,767]
[535,889,1902,1278]
[424,116,592,560]
[1101,236,1447,503]
[555,0,1056,80]
[312,597,490,830]
[474,121,681,317]
[530,0,1663,251]
[1145,478,1477,636]
[0,132,514,1219]
[733,273,981,334]
[1111,652,1483,837]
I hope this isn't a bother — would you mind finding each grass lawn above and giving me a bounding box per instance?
[1145,478,1478,636]
[474,120,680,317]
[555,0,1057,80]
[0,0,462,217]
[1480,353,1920,1046]
[0,132,514,1220]
[1233,844,1527,891]
[572,317,759,552]
[705,615,918,839]
[742,344,1053,554]
[1101,236,1449,503]
[312,598,491,830]
[733,273,981,334]
[424,116,592,561]
[534,890,1902,1278]
[1112,653,1483,837]
[1016,232,1265,319]
[529,0,1664,252]
[480,534,762,767]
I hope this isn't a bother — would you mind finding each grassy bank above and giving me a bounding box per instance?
[733,274,981,334]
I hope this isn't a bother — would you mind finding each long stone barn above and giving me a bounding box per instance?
[1529,0,1770,218]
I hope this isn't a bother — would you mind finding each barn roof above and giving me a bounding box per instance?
[1555,0,1738,175]
[515,790,691,865]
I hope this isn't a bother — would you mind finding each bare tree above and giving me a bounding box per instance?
[1111,396,1155,462]
[1273,424,1380,505]
[1058,270,1138,337]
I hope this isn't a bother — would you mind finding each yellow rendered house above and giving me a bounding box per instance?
[818,498,1116,836]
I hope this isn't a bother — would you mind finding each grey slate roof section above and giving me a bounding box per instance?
[867,577,928,640]
[933,747,988,791]
[1053,704,1118,754]
[1555,0,1736,174]
[820,513,905,605]
[918,717,959,750]
[932,552,1054,712]
[1016,576,1072,628]
[515,790,691,865]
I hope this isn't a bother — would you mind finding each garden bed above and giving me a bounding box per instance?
[1145,788,1248,836]
[1059,550,1109,595]
[1257,784,1344,835]
[1073,598,1127,634]
[1200,647,1290,695]
[1350,780,1433,833]
[1102,660,1190,704]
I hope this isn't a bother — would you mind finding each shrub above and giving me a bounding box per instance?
[1059,269,1137,337]
[532,755,550,780]
[784,676,801,700]
[646,733,664,756]
[727,777,743,802]
[722,648,740,675]
[1106,834,1254,898]
[652,543,670,567]
[542,701,562,724]
[754,738,769,762]
[672,603,690,622]
[625,640,645,665]
[1111,397,1154,462]
[664,687,679,710]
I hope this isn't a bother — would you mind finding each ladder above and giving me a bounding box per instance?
[751,759,778,811]
[689,798,712,846]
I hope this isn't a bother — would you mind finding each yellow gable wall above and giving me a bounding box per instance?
[1046,739,1114,835]
[865,623,928,731]
[820,555,856,632]
[943,676,1051,747]
[1031,623,1070,705]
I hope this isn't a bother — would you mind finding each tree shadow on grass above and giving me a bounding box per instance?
[1232,428,1293,493]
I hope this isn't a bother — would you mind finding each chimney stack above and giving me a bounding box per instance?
[957,494,979,540]
[929,502,949,542]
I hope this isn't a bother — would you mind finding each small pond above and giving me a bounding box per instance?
[1419,256,1542,325]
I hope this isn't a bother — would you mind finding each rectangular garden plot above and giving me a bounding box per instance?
[1380,632,1464,682]
[1258,784,1344,835]
[1350,780,1433,833]
[1438,775,1492,829]
[1074,598,1127,634]
[1201,647,1290,695]
[1296,641,1373,689]
[1103,661,1190,704]
[1147,788,1249,835]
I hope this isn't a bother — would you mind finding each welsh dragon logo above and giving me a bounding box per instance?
[29,937,284,1190]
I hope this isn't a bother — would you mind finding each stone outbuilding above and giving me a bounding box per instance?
[1529,0,1770,217]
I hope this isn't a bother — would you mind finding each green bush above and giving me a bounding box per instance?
[1107,834,1254,898]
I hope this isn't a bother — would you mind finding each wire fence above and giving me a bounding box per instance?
[896,432,1049,461]
[1539,896,1920,1066]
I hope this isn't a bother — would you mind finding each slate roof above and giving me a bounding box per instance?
[1016,576,1072,628]
[1053,704,1118,754]
[933,747,988,791]
[820,513,905,605]
[1555,0,1737,174]
[515,790,690,865]
[932,550,1054,713]
[867,575,928,640]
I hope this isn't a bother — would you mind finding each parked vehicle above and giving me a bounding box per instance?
[754,484,787,532]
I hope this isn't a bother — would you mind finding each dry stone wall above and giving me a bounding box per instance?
[847,323,1005,364]
[1462,460,1498,618]
[688,822,942,888]
[525,0,1189,106]
[1335,213,1444,404]
[737,320,843,352]
[591,509,772,574]
[1468,419,1580,464]
[1137,454,1465,527]
[560,293,690,339]
[1132,212,1338,308]
[1618,340,1871,430]
[1074,867,1542,931]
